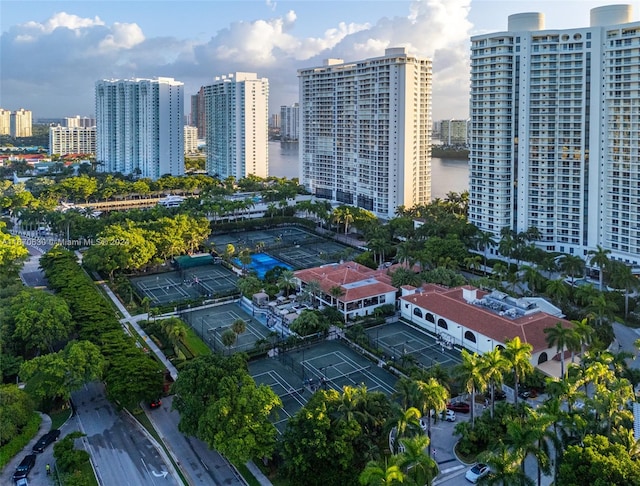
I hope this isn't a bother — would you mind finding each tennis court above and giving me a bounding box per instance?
[130,264,239,305]
[249,340,398,432]
[252,369,308,433]
[131,272,201,305]
[366,321,463,370]
[209,225,361,270]
[182,302,271,353]
[278,340,397,395]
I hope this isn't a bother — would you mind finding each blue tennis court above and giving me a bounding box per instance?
[235,253,293,279]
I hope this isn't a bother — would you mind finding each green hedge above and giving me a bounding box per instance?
[0,412,42,470]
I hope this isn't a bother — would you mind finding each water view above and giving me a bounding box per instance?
[268,141,469,200]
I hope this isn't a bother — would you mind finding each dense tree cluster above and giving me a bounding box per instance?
[171,353,281,464]
[39,247,164,407]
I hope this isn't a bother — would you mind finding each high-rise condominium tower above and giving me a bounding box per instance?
[0,109,11,135]
[470,5,640,266]
[95,77,184,180]
[203,72,269,179]
[49,126,96,156]
[10,109,32,137]
[280,103,299,141]
[299,47,432,219]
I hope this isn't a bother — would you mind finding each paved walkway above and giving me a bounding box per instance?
[94,269,271,485]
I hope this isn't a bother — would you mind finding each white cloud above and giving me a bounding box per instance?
[98,22,145,51]
[0,0,473,119]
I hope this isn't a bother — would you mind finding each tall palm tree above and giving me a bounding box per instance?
[504,413,551,486]
[475,230,497,275]
[303,279,323,308]
[392,406,422,446]
[480,348,509,418]
[414,378,449,457]
[586,294,618,327]
[588,244,611,291]
[571,317,595,358]
[277,269,297,297]
[455,350,486,428]
[478,442,533,486]
[503,337,534,406]
[608,261,639,318]
[543,322,575,380]
[397,435,438,486]
[545,278,570,306]
[559,254,585,287]
[359,456,405,486]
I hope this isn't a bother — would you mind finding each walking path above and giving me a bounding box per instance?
[93,268,271,485]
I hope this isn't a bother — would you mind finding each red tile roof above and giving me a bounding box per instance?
[400,286,571,352]
[294,261,397,303]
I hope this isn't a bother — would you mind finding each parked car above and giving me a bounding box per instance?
[15,478,29,486]
[447,401,471,413]
[465,463,490,483]
[494,389,507,401]
[12,454,36,481]
[149,399,162,409]
[32,429,61,453]
[518,388,538,400]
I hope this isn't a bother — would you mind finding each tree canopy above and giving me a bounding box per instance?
[171,353,281,464]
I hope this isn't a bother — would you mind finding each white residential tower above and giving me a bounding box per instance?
[203,72,269,179]
[469,5,640,266]
[298,47,432,219]
[95,77,185,179]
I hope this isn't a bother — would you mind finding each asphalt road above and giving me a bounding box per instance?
[147,395,246,485]
[72,382,179,486]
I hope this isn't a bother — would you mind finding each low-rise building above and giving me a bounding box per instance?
[294,261,397,322]
[399,284,572,377]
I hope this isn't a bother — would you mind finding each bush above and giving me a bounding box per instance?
[0,412,41,470]
[54,432,90,474]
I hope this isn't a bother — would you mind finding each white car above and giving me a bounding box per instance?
[465,463,490,483]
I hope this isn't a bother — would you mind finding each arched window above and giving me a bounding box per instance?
[437,318,448,330]
[413,308,423,318]
[538,352,548,364]
[426,313,435,323]
[464,331,476,343]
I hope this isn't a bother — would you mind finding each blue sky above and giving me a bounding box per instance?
[1,0,638,120]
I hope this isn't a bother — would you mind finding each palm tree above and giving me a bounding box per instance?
[574,282,598,307]
[503,337,533,406]
[571,317,595,358]
[480,348,509,418]
[559,254,585,286]
[277,269,297,296]
[414,378,449,457]
[396,435,438,486]
[520,265,544,294]
[455,350,486,428]
[359,456,405,486]
[390,267,422,288]
[586,294,618,327]
[504,413,551,486]
[392,406,422,446]
[478,442,533,486]
[545,278,570,306]
[329,285,345,306]
[588,244,611,291]
[543,322,575,380]
[303,279,323,308]
[475,230,497,275]
[231,318,246,337]
[608,261,639,318]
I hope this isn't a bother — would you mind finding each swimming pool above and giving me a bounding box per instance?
[234,253,293,279]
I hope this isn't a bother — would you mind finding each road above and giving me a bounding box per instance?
[72,382,179,486]
[147,396,246,485]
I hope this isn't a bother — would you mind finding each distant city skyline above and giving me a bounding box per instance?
[2,0,637,120]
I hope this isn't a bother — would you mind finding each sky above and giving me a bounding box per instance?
[1,0,638,121]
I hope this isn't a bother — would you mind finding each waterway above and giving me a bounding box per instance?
[268,141,469,199]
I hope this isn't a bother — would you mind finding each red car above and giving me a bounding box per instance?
[447,401,471,413]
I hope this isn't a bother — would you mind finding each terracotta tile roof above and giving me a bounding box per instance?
[294,261,397,303]
[400,286,571,352]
